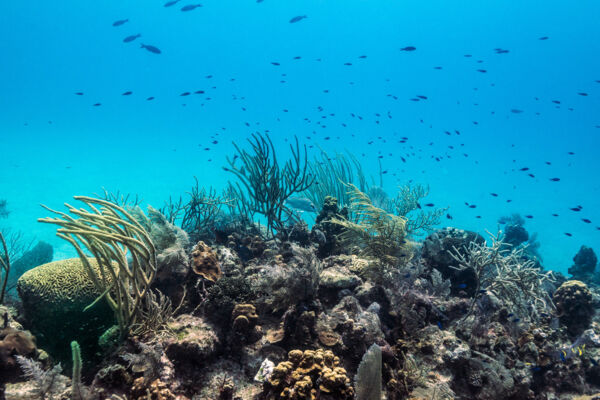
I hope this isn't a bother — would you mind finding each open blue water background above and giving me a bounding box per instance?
[1,0,599,274]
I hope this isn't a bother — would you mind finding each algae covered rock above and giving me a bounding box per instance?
[312,196,350,258]
[553,280,595,336]
[16,258,115,363]
[422,227,484,296]
[319,265,361,291]
[164,314,220,369]
[0,327,37,382]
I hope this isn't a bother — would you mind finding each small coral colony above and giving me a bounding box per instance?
[1,133,599,399]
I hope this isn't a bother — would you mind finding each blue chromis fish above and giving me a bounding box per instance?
[123,34,141,43]
[285,197,317,213]
[289,15,307,23]
[112,19,129,27]
[163,0,181,6]
[140,43,162,54]
[181,4,202,11]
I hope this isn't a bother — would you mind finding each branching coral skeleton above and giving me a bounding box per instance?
[450,231,556,322]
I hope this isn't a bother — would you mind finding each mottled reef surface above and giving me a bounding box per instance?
[1,195,600,400]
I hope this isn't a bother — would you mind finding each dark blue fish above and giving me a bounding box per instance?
[549,177,560,182]
[163,0,180,6]
[123,34,141,43]
[513,318,521,323]
[181,4,202,11]
[436,321,443,330]
[457,283,467,289]
[539,36,549,40]
[140,43,161,54]
[400,46,416,51]
[289,15,307,23]
[122,91,133,96]
[112,19,129,27]
[146,96,155,101]
[582,219,592,224]
[74,92,84,95]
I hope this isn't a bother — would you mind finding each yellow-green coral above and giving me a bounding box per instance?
[17,258,116,362]
[18,258,113,311]
[264,349,354,400]
[332,183,413,265]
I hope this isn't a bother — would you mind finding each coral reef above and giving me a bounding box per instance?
[5,169,600,400]
[311,196,349,258]
[569,246,598,284]
[39,196,158,339]
[422,227,485,296]
[191,241,222,282]
[6,240,53,298]
[261,349,354,399]
[0,326,37,382]
[331,183,412,265]
[231,303,261,343]
[16,258,115,363]
[554,280,595,336]
[225,133,314,236]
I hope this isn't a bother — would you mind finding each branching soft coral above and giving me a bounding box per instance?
[391,183,447,236]
[331,183,412,265]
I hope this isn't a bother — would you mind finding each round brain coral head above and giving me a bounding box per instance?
[191,241,222,282]
[553,280,594,336]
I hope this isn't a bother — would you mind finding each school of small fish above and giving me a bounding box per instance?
[58,3,600,242]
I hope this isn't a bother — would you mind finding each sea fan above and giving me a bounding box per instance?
[354,343,382,400]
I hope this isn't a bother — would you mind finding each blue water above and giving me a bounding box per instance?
[1,0,599,274]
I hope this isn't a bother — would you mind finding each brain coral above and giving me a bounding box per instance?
[17,258,116,363]
[553,280,594,336]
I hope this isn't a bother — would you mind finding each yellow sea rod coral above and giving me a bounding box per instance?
[264,349,354,399]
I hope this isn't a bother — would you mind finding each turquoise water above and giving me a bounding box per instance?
[1,0,599,274]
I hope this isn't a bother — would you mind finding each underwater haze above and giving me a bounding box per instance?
[1,0,600,273]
